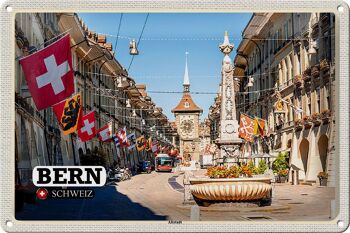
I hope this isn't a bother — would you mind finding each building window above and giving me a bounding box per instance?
[284,23,288,40]
[288,18,292,37]
[278,28,282,47]
[290,97,294,122]
[274,32,278,52]
[307,92,311,115]
[316,87,320,113]
[271,67,277,88]
[325,86,331,111]
[262,77,265,90]
[297,52,302,75]
[297,96,302,119]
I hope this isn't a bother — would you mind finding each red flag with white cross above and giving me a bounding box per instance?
[97,122,113,142]
[19,34,74,110]
[116,127,128,147]
[78,111,96,142]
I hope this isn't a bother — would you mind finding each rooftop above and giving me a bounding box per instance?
[172,93,203,113]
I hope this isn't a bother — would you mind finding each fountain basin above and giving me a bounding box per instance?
[189,177,272,202]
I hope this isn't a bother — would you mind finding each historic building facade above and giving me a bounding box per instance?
[172,56,202,163]
[15,13,178,192]
[59,14,177,169]
[15,13,72,189]
[233,13,335,185]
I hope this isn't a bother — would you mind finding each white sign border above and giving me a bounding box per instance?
[0,0,348,232]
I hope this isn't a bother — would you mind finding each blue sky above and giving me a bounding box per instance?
[79,13,252,121]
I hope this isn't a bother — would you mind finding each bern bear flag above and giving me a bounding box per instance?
[52,94,83,136]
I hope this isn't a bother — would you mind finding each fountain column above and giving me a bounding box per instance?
[215,31,242,165]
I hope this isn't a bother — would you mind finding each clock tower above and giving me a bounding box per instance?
[172,53,202,163]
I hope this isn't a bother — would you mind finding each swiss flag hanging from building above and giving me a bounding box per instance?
[116,127,128,147]
[239,113,254,142]
[78,111,96,142]
[19,34,74,110]
[52,94,83,136]
[97,122,113,142]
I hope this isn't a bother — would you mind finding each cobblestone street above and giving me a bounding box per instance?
[118,170,336,221]
[16,170,335,221]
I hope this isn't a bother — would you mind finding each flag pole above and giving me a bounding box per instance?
[15,28,72,61]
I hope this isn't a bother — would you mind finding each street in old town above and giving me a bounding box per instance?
[16,170,334,221]
[15,12,336,222]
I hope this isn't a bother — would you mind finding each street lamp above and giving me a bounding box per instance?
[117,77,123,88]
[245,75,254,89]
[126,99,131,108]
[308,39,318,55]
[129,39,139,55]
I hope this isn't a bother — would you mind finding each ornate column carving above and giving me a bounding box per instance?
[215,32,242,163]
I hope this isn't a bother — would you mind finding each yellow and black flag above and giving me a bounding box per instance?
[145,137,152,151]
[253,118,266,137]
[53,94,83,135]
[136,135,145,151]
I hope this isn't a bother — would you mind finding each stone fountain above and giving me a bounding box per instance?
[188,32,272,206]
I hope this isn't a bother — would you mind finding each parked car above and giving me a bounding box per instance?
[138,161,152,174]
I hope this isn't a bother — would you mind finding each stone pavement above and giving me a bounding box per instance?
[16,185,166,220]
[16,170,335,221]
[117,170,336,221]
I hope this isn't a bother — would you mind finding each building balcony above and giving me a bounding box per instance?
[311,113,322,127]
[311,64,320,78]
[15,93,39,120]
[275,123,283,131]
[277,79,294,93]
[302,116,313,129]
[320,59,330,72]
[320,109,331,124]
[294,119,303,131]
[293,75,303,87]
[302,67,312,82]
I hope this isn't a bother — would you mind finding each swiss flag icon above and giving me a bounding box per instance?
[78,111,97,142]
[19,34,74,110]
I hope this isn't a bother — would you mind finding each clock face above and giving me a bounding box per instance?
[179,115,196,139]
[180,120,193,134]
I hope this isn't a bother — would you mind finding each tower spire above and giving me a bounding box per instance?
[183,52,190,92]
